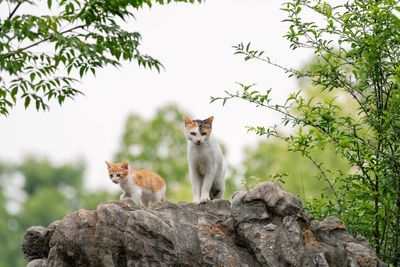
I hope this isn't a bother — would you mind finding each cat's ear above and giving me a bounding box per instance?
[183,115,193,126]
[105,161,111,168]
[204,116,214,125]
[121,160,130,170]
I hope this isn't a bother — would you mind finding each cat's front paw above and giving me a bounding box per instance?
[199,196,210,203]
[193,198,201,205]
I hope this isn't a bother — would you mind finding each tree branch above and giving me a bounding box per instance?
[0,24,86,59]
[8,2,22,20]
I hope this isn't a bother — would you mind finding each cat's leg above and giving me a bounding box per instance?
[200,168,217,203]
[141,190,161,208]
[211,166,226,200]
[189,169,202,204]
[199,177,212,203]
[215,182,225,199]
[142,199,149,207]
[154,187,166,203]
[210,179,225,200]
[120,192,132,200]
[132,196,143,206]
[130,188,143,206]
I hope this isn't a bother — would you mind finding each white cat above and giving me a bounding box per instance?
[184,115,226,204]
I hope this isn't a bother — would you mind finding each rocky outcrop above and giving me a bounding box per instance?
[22,182,386,267]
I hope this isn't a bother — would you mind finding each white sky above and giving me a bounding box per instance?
[0,0,313,191]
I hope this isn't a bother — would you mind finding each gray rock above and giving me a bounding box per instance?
[318,216,346,231]
[22,226,50,261]
[265,223,277,231]
[231,190,270,225]
[315,253,329,267]
[243,181,303,216]
[345,242,382,267]
[22,182,386,267]
[26,259,47,267]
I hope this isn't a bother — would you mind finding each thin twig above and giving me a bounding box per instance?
[8,2,22,20]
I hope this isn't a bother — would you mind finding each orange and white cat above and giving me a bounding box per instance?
[105,160,166,207]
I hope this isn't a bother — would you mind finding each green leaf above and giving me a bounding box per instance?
[24,96,31,109]
[79,67,85,78]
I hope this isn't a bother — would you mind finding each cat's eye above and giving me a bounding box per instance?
[109,174,113,178]
[190,132,196,136]
[201,132,207,136]
[117,174,121,177]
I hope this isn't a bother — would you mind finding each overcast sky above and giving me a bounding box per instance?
[0,1,313,191]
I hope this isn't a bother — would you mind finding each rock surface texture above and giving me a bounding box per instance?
[22,182,386,267]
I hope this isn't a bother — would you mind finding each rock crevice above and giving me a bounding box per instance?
[23,182,386,267]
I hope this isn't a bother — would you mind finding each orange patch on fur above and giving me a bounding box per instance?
[201,127,211,135]
[184,115,194,126]
[131,169,165,192]
[106,162,129,177]
[204,116,214,125]
[106,161,166,192]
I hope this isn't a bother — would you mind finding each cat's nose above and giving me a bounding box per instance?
[196,141,201,145]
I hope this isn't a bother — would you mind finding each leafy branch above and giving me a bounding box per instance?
[213,0,400,263]
[0,0,201,115]
[0,24,87,59]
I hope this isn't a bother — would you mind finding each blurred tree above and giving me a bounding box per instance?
[17,187,70,230]
[241,139,350,201]
[114,103,235,202]
[0,185,25,267]
[240,59,356,201]
[19,157,84,197]
[80,191,117,210]
[0,0,200,116]
[0,157,98,266]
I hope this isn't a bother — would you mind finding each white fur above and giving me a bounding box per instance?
[186,130,226,204]
[140,186,165,207]
[119,172,143,205]
[118,172,165,207]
